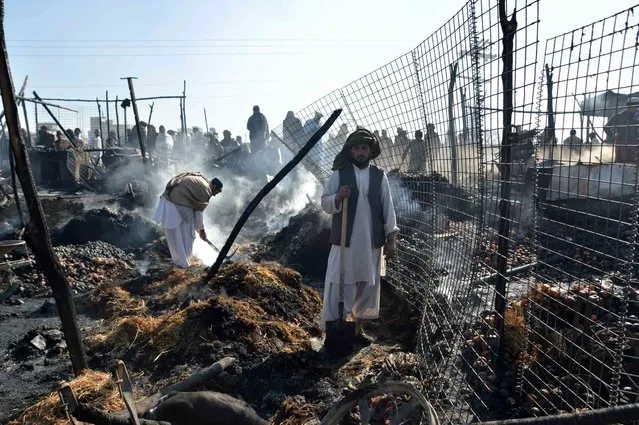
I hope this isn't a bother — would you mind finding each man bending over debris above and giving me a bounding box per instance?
[321,128,399,343]
[153,172,223,268]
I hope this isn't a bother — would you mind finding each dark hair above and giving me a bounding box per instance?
[211,178,223,189]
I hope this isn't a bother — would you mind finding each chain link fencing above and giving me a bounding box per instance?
[270,0,639,423]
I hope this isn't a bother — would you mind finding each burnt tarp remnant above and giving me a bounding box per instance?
[54,207,162,250]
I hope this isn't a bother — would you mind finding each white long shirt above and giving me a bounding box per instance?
[321,163,399,286]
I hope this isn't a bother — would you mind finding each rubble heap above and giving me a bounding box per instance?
[254,204,331,278]
[54,207,162,250]
[16,241,134,294]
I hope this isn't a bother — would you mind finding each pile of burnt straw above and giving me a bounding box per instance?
[11,261,424,425]
[15,241,135,295]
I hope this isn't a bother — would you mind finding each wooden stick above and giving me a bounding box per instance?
[32,91,78,149]
[204,108,342,281]
[16,96,78,112]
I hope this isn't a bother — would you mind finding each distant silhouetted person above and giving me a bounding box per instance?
[247,105,269,154]
[563,129,582,146]
[220,130,240,153]
[283,111,303,149]
[402,130,427,172]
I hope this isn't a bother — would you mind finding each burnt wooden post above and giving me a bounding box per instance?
[147,102,154,126]
[105,91,111,142]
[0,0,88,375]
[121,77,148,168]
[545,64,556,144]
[204,109,343,281]
[115,95,121,146]
[493,0,518,374]
[447,62,459,185]
[460,86,469,143]
[96,97,103,150]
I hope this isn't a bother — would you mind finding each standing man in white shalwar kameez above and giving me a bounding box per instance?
[152,172,223,268]
[321,128,399,344]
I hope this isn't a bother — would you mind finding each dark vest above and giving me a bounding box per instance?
[329,164,386,249]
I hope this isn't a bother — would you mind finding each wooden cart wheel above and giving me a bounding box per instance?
[320,381,440,425]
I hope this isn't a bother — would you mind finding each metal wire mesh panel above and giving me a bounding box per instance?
[524,5,639,415]
[271,0,541,423]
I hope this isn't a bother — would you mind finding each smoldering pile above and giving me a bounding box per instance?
[9,258,427,425]
[53,207,162,250]
[252,203,331,278]
[16,241,134,294]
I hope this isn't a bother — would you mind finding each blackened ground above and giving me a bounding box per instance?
[0,296,99,423]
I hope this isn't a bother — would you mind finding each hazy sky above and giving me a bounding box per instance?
[4,0,637,138]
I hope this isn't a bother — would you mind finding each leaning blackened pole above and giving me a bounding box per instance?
[0,0,88,375]
[204,109,343,281]
[494,0,518,374]
[33,91,78,148]
[121,77,148,168]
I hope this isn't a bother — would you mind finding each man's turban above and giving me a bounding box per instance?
[331,128,381,170]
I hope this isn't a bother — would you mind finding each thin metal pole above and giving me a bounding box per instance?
[204,108,209,133]
[121,77,148,167]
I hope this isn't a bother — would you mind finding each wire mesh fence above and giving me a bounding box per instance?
[271,0,639,423]
[522,5,639,416]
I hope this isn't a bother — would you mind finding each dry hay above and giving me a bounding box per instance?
[86,283,146,319]
[148,267,202,297]
[269,397,320,425]
[211,261,322,324]
[503,303,527,362]
[7,369,123,425]
[89,296,314,358]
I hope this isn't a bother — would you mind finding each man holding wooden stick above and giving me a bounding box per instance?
[320,128,399,343]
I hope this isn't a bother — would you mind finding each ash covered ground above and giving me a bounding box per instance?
[0,166,422,425]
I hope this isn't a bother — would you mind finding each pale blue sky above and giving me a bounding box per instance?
[5,0,637,138]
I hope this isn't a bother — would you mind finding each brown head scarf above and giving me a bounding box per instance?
[331,128,381,170]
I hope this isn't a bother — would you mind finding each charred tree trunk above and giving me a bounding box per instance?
[0,0,88,375]
[447,62,459,185]
[493,0,517,375]
[545,64,556,143]
[460,86,469,143]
